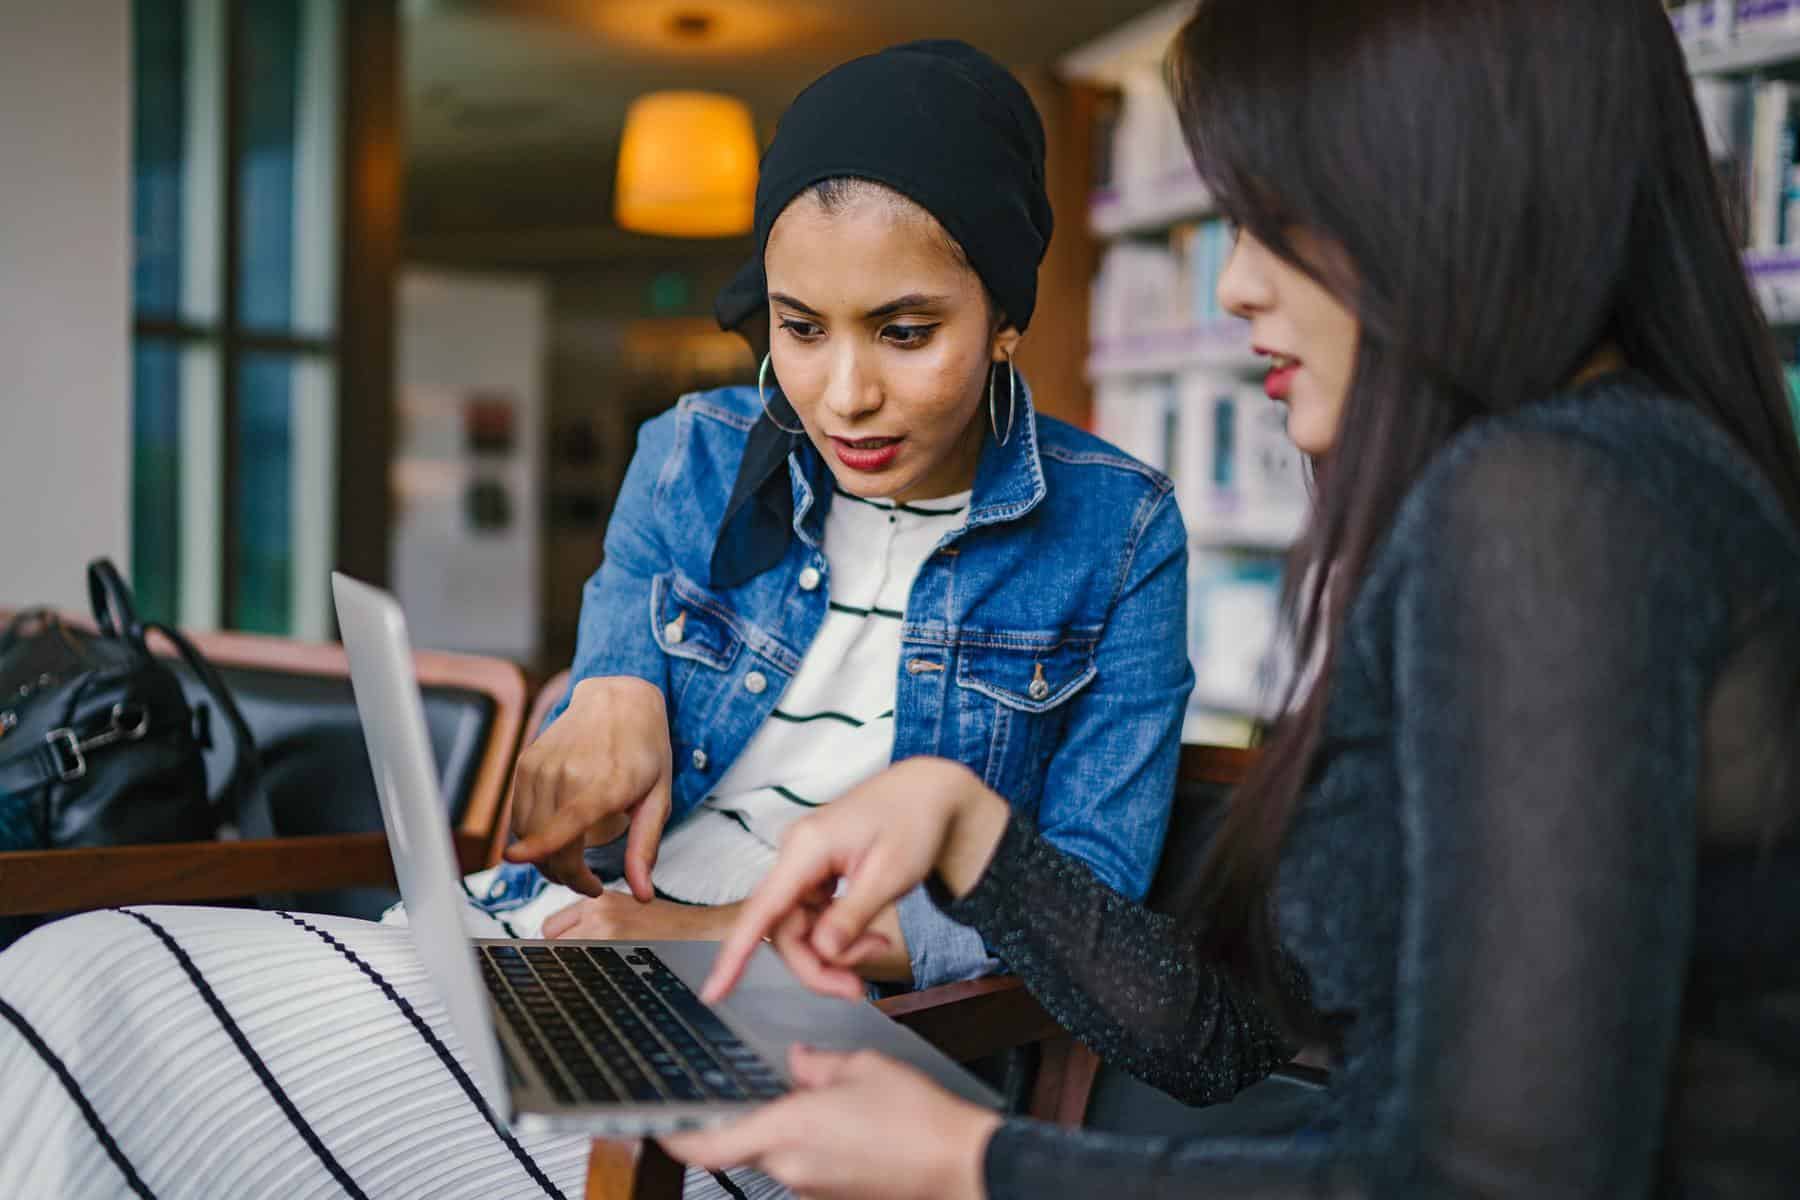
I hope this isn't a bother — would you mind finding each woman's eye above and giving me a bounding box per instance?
[780,319,822,340]
[883,323,938,347]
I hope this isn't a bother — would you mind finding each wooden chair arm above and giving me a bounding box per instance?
[586,1139,684,1200]
[873,974,1065,1063]
[0,831,490,917]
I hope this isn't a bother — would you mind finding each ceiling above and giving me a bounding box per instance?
[402,0,1170,264]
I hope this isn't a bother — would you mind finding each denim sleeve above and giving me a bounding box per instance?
[1033,486,1191,901]
[895,882,999,989]
[904,486,1191,990]
[541,409,681,731]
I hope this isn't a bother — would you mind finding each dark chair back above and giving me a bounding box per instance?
[1147,745,1257,914]
[168,662,497,918]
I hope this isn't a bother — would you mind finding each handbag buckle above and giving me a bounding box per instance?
[45,728,85,782]
[45,704,150,783]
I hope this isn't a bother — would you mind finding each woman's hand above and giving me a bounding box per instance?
[540,894,738,941]
[661,1045,1000,1200]
[503,675,672,900]
[702,757,1011,1003]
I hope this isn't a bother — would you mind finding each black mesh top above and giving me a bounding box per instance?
[943,371,1800,1196]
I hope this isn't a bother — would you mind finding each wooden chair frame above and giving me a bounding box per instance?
[0,613,526,917]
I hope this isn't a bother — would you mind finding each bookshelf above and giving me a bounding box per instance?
[1089,169,1217,238]
[1087,321,1261,379]
[1688,31,1800,75]
[1064,5,1293,745]
[1061,2,1800,744]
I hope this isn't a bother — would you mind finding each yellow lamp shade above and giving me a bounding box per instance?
[615,91,758,238]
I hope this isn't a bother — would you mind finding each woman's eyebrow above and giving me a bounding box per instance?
[769,292,824,317]
[862,293,949,320]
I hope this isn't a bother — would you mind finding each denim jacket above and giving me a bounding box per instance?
[539,380,1192,989]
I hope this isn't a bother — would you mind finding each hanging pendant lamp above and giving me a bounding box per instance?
[614,90,757,238]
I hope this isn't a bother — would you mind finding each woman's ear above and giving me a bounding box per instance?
[991,322,1022,362]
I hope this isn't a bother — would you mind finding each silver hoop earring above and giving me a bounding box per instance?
[759,352,805,435]
[988,355,1017,447]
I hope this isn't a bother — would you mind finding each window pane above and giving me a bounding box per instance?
[233,353,335,636]
[237,0,340,337]
[132,340,222,627]
[132,0,222,322]
[131,343,183,620]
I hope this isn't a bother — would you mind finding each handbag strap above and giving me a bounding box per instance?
[142,621,273,840]
[0,733,81,796]
[87,558,149,652]
[0,704,155,795]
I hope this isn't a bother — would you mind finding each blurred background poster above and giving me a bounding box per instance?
[392,269,545,662]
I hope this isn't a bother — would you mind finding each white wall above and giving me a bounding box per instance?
[392,269,547,661]
[0,2,132,612]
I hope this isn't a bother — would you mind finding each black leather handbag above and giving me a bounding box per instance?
[0,559,263,854]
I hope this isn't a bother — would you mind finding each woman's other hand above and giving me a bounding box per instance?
[702,757,1009,1003]
[661,1044,999,1200]
[540,893,738,941]
[503,675,672,900]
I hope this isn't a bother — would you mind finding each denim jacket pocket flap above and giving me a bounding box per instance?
[651,572,743,671]
[955,636,1098,714]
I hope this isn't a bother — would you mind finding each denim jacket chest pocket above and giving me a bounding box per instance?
[950,632,1099,808]
[651,571,746,709]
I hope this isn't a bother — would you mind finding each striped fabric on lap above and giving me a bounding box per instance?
[272,911,567,1200]
[0,906,592,1200]
[0,997,155,1199]
[116,907,374,1200]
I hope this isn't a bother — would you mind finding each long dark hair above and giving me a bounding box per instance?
[1168,0,1800,1023]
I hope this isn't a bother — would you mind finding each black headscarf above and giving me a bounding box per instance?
[709,39,1053,589]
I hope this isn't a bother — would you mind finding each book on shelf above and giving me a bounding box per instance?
[1090,63,1213,230]
[1188,550,1283,719]
[1091,220,1239,348]
[1672,1,1800,55]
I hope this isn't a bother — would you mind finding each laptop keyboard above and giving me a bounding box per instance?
[478,944,788,1106]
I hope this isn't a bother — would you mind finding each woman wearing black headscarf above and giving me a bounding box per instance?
[0,42,1209,1200]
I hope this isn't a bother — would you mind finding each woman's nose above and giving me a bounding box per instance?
[1216,229,1270,320]
[822,351,882,422]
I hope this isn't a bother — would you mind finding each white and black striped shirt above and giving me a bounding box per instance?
[650,489,970,906]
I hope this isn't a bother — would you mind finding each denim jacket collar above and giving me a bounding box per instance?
[708,376,1046,589]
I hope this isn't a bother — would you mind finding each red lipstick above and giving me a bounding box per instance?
[831,436,903,473]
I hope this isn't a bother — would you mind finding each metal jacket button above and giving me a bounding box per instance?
[798,566,821,591]
[663,611,687,645]
[1028,663,1050,700]
[691,748,709,771]
[744,671,768,694]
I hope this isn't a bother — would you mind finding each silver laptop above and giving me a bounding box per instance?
[330,571,1000,1136]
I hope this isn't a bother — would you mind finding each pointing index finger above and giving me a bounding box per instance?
[702,838,840,1003]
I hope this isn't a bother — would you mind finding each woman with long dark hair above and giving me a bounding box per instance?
[672,0,1800,1194]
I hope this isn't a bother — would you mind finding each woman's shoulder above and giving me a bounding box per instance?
[629,386,763,484]
[1033,411,1176,507]
[1371,372,1800,595]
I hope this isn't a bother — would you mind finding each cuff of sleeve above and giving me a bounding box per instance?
[933,808,1038,933]
[983,1118,1079,1200]
[898,882,1000,990]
